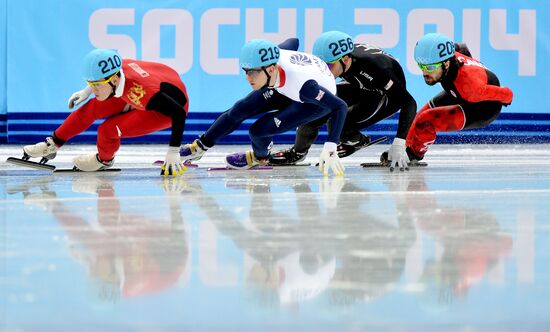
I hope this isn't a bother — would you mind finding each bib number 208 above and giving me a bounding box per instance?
[437,41,454,59]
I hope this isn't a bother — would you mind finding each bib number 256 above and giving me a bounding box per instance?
[329,38,354,57]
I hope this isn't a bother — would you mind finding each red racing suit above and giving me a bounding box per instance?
[407,52,513,157]
[54,59,189,162]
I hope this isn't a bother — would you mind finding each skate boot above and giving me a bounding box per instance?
[337,134,370,158]
[380,147,424,166]
[73,153,114,172]
[225,151,268,169]
[268,147,307,165]
[180,138,208,161]
[23,137,58,161]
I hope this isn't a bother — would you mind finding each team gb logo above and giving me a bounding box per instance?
[289,53,312,66]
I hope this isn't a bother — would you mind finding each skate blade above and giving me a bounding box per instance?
[207,166,273,171]
[6,157,55,171]
[360,162,428,168]
[337,136,388,158]
[366,136,388,147]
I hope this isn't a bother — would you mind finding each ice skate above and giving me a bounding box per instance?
[268,147,307,166]
[22,137,58,161]
[180,138,208,161]
[6,137,59,170]
[337,134,371,158]
[73,153,114,172]
[225,151,268,170]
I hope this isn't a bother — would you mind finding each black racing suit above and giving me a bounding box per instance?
[293,44,417,153]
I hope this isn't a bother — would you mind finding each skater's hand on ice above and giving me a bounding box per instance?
[68,86,92,109]
[161,146,187,177]
[388,138,410,172]
[318,142,345,177]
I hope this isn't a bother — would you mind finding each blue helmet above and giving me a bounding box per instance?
[239,39,280,69]
[414,33,455,65]
[82,48,122,81]
[312,31,354,63]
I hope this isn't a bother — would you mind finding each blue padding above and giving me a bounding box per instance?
[4,112,550,144]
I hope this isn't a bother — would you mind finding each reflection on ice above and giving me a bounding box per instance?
[1,144,550,330]
[7,175,190,303]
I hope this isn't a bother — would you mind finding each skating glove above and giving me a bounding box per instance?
[388,138,410,172]
[68,86,92,109]
[161,146,187,177]
[318,142,345,177]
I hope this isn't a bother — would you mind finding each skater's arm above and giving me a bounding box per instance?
[299,80,347,144]
[147,84,189,176]
[455,72,513,105]
[378,71,417,140]
[147,83,188,147]
[395,91,417,140]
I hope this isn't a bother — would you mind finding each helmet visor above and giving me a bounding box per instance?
[87,72,119,87]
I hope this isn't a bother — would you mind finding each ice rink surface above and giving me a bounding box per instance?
[1,143,549,331]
